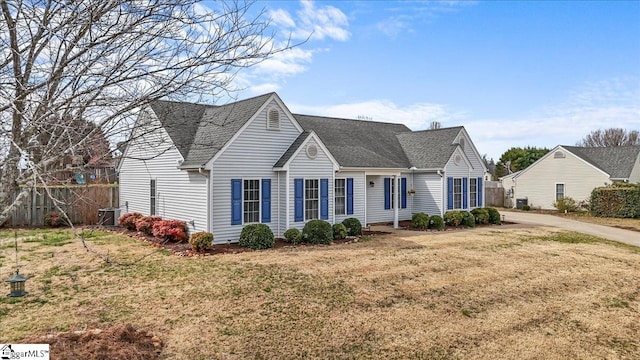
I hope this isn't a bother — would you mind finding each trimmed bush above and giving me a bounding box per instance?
[411,212,430,229]
[118,212,142,231]
[189,231,213,252]
[461,211,476,227]
[486,207,501,224]
[590,184,640,218]
[135,216,162,235]
[239,224,274,250]
[152,219,188,242]
[470,208,489,225]
[444,210,464,227]
[44,211,66,227]
[521,205,531,211]
[332,223,348,240]
[342,217,362,236]
[283,228,302,244]
[302,220,333,245]
[554,196,579,212]
[429,215,445,230]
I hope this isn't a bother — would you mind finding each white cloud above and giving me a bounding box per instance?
[269,0,350,42]
[376,1,476,38]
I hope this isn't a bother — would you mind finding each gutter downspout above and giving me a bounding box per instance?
[438,170,444,216]
[198,167,211,233]
[285,169,290,231]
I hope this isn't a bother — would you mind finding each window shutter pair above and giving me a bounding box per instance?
[231,179,271,225]
[294,178,329,222]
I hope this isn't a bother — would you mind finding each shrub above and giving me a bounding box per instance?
[189,232,213,252]
[444,210,464,227]
[554,197,579,212]
[429,215,445,230]
[152,219,188,242]
[283,228,302,244]
[332,223,348,240]
[461,211,476,227]
[239,224,275,250]
[302,220,333,245]
[486,207,501,224]
[411,212,430,229]
[118,212,142,231]
[135,216,162,235]
[342,217,362,236]
[521,205,531,211]
[44,211,66,227]
[590,184,640,218]
[470,208,489,225]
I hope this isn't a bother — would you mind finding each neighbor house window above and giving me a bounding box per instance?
[556,183,565,201]
[150,179,156,215]
[305,179,319,220]
[453,178,462,209]
[470,178,477,208]
[335,179,346,215]
[243,179,260,223]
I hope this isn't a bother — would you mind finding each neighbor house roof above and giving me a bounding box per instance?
[396,127,464,169]
[149,93,273,168]
[294,114,412,168]
[562,145,640,180]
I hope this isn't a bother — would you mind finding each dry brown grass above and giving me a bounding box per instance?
[1,226,639,359]
[557,213,640,231]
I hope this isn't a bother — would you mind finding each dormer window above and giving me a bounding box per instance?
[554,151,565,159]
[267,108,280,130]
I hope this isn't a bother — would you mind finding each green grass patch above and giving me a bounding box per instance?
[528,231,640,252]
[23,231,73,247]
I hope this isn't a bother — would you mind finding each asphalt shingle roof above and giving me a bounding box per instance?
[149,93,274,168]
[274,131,311,168]
[562,145,640,179]
[396,127,464,169]
[294,114,412,168]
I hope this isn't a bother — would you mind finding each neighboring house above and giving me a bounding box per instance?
[118,93,487,243]
[500,145,640,209]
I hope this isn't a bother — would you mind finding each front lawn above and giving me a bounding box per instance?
[0,227,638,359]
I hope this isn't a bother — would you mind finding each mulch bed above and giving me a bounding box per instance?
[22,324,162,360]
[104,227,390,257]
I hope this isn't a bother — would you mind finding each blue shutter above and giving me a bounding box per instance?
[477,177,483,208]
[231,179,242,225]
[261,179,271,223]
[384,178,391,210]
[447,177,453,210]
[294,178,303,222]
[463,177,468,209]
[346,178,354,215]
[320,178,328,220]
[401,177,407,209]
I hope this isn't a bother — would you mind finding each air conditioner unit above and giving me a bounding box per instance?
[98,208,121,226]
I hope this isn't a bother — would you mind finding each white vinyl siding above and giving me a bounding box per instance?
[508,147,610,209]
[413,172,443,216]
[365,174,412,224]
[287,138,334,231]
[210,99,301,243]
[119,111,208,233]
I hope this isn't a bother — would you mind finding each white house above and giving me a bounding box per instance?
[500,145,640,209]
[118,93,487,243]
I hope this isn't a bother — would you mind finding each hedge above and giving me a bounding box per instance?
[590,184,640,218]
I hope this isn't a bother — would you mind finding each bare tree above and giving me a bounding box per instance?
[0,0,292,226]
[577,128,640,147]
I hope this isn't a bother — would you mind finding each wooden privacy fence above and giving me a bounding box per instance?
[6,185,119,226]
[484,181,505,208]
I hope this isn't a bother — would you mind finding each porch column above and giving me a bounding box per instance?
[393,174,399,229]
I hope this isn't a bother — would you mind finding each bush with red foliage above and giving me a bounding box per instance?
[135,216,162,235]
[152,219,188,242]
[118,212,143,231]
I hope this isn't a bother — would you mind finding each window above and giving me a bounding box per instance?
[556,183,565,201]
[267,108,280,129]
[150,179,156,215]
[335,179,346,215]
[305,179,319,220]
[243,179,260,223]
[390,178,396,209]
[453,178,462,209]
[470,178,477,208]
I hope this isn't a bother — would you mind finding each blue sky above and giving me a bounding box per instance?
[227,0,640,161]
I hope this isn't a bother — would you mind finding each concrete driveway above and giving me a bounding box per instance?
[502,210,640,247]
